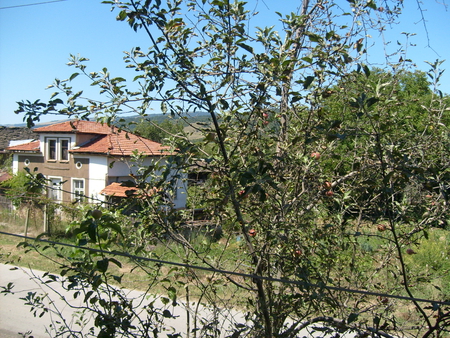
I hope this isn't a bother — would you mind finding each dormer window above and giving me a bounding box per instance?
[46,137,71,161]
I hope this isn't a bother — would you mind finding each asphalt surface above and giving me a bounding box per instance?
[0,263,357,338]
[0,263,92,338]
[0,263,242,338]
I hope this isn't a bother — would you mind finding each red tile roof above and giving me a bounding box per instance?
[33,120,113,134]
[0,172,12,182]
[100,182,160,198]
[70,132,172,156]
[8,120,172,157]
[5,140,41,152]
[100,182,138,197]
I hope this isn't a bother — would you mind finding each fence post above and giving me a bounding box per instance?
[43,203,49,235]
[24,205,30,240]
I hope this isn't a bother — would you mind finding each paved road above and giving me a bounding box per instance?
[0,263,357,338]
[0,263,242,338]
[0,263,93,338]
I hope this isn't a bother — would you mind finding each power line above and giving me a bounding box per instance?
[1,230,449,307]
[0,0,66,10]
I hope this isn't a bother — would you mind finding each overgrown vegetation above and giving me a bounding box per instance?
[2,0,450,337]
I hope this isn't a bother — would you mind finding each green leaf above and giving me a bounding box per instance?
[347,312,358,323]
[363,64,370,77]
[303,76,314,89]
[236,42,253,54]
[97,258,109,273]
[88,222,97,242]
[167,286,177,298]
[366,97,379,107]
[84,290,94,302]
[104,221,123,236]
[163,309,172,318]
[69,72,79,81]
[291,95,302,103]
[117,10,128,21]
[219,99,229,109]
[109,257,122,268]
[307,33,322,43]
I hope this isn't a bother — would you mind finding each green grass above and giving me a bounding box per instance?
[2,205,450,332]
[0,209,248,307]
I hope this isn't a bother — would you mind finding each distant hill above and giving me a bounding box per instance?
[1,119,74,129]
[1,112,211,128]
[118,112,211,128]
[116,113,212,140]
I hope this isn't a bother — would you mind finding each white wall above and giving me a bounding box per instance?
[107,156,187,209]
[12,154,19,174]
[88,155,108,202]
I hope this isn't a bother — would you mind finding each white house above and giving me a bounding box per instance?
[6,120,187,209]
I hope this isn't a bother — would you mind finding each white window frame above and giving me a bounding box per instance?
[60,139,70,161]
[72,178,85,202]
[47,138,57,161]
[48,176,63,201]
[45,137,71,161]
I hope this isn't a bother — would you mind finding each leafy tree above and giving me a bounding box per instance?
[1,168,47,207]
[8,1,450,337]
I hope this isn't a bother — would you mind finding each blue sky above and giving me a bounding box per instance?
[0,0,449,126]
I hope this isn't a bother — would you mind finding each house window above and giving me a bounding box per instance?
[46,138,70,161]
[61,139,69,161]
[73,179,85,202]
[48,139,57,160]
[48,177,62,201]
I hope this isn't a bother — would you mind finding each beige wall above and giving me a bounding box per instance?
[18,154,90,203]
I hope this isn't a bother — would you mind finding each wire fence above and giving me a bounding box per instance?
[1,230,449,307]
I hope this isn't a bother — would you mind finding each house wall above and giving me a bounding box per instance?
[89,155,108,202]
[15,154,44,174]
[76,133,100,146]
[12,154,19,174]
[10,131,187,209]
[107,156,162,180]
[16,154,90,203]
[106,156,187,209]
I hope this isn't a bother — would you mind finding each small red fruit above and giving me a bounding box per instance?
[311,152,321,160]
[248,229,257,237]
[406,248,416,255]
[323,181,332,190]
[92,209,103,220]
[325,190,334,197]
[377,224,386,232]
[294,249,302,257]
[239,190,248,199]
[262,112,269,119]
